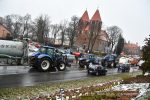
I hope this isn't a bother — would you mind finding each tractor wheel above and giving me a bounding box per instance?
[57,62,66,71]
[38,58,51,72]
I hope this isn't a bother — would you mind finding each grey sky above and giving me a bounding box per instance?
[0,0,150,46]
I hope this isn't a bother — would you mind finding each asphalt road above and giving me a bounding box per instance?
[0,64,138,88]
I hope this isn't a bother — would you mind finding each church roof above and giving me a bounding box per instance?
[81,10,90,22]
[91,9,101,21]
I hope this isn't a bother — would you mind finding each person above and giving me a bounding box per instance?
[73,52,80,64]
[75,55,78,64]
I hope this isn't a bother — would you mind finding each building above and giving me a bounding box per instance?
[123,41,141,55]
[93,30,109,52]
[76,10,109,52]
[0,24,12,40]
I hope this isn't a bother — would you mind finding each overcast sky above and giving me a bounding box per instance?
[0,0,150,46]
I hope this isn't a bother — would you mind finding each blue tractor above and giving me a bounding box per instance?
[29,46,67,72]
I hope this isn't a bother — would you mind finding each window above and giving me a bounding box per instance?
[39,47,46,53]
[47,48,54,56]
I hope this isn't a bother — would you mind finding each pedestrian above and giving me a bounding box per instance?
[75,55,78,64]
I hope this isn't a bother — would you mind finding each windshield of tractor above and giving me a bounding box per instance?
[39,47,46,53]
[47,48,54,56]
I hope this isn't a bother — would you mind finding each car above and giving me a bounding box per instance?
[88,61,107,76]
[101,54,117,68]
[58,49,75,62]
[117,64,130,72]
[28,43,39,56]
[117,57,130,72]
[29,46,67,72]
[144,72,150,76]
[129,57,139,66]
[137,59,145,67]
[78,54,96,68]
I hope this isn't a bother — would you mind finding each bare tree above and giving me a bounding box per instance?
[30,22,38,41]
[87,21,102,52]
[50,24,60,44]
[33,15,50,44]
[4,15,13,35]
[106,26,122,53]
[0,17,4,24]
[2,14,33,39]
[59,20,68,46]
[21,14,31,37]
[3,14,23,39]
[66,16,79,48]
[11,15,23,38]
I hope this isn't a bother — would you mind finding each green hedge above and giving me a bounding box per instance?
[92,51,107,56]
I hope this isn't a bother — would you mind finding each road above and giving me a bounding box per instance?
[0,64,138,88]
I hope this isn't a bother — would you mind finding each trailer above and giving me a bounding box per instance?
[0,40,28,65]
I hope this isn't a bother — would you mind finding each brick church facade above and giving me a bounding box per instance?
[75,10,109,53]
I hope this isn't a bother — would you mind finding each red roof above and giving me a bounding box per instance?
[81,10,90,22]
[124,43,139,49]
[91,9,101,21]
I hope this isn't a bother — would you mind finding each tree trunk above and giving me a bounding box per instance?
[90,34,98,52]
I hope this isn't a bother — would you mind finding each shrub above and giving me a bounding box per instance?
[92,51,107,56]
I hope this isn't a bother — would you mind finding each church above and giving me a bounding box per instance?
[75,9,109,53]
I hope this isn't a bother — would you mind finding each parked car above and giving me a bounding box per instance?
[117,64,130,72]
[101,54,117,68]
[28,43,39,56]
[29,46,67,72]
[117,57,130,72]
[79,54,96,68]
[58,49,75,62]
[137,59,144,67]
[129,57,139,66]
[73,52,81,57]
[88,62,107,76]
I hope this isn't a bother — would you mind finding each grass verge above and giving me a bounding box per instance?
[0,71,141,100]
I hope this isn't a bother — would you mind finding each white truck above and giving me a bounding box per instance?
[0,40,28,65]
